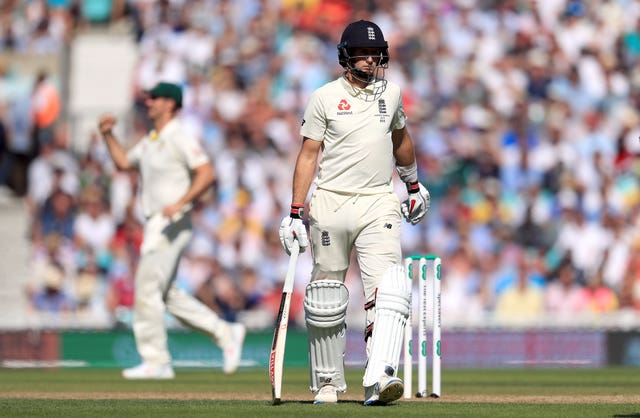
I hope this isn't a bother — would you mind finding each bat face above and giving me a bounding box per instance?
[270,291,292,404]
[269,244,299,405]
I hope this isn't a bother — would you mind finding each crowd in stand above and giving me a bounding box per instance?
[1,0,640,329]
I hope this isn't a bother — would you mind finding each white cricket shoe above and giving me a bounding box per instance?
[314,384,338,404]
[364,375,404,406]
[223,323,246,375]
[122,363,175,380]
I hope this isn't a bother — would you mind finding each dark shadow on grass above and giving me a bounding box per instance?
[612,414,640,417]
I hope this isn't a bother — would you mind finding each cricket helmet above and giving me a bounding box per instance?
[337,20,389,69]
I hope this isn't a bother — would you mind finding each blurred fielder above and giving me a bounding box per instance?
[98,82,245,379]
[279,20,430,405]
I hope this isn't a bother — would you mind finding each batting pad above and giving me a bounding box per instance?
[304,280,349,393]
[363,265,411,387]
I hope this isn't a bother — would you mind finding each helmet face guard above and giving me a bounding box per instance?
[337,20,389,100]
[337,45,388,82]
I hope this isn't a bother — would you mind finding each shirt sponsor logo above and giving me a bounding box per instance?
[337,99,353,115]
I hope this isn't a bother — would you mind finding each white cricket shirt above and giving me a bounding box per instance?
[300,76,407,194]
[127,118,210,218]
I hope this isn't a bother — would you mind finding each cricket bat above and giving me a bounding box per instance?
[269,244,300,405]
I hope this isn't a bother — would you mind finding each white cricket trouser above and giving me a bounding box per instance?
[134,213,231,365]
[308,189,402,310]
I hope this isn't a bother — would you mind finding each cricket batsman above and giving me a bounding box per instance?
[278,20,430,405]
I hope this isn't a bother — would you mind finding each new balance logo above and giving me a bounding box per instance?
[384,223,392,229]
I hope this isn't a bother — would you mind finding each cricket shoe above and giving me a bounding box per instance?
[363,375,404,406]
[223,323,246,375]
[122,362,175,380]
[314,384,338,404]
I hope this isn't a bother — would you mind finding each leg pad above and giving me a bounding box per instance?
[304,280,349,392]
[363,265,411,387]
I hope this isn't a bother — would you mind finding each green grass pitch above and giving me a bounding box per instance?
[1,367,639,417]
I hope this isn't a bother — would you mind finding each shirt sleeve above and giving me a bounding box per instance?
[173,134,210,169]
[390,89,407,131]
[126,139,144,167]
[300,90,326,142]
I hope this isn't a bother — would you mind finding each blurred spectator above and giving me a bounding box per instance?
[26,136,79,215]
[544,258,584,317]
[30,70,60,153]
[441,248,485,324]
[578,266,619,313]
[551,205,612,285]
[29,262,75,313]
[494,249,545,323]
[26,232,74,299]
[74,249,108,319]
[618,245,640,311]
[601,214,634,293]
[73,185,115,267]
[111,206,143,259]
[32,188,76,243]
[0,64,35,196]
[105,245,136,324]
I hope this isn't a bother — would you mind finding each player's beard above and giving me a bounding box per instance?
[350,64,383,86]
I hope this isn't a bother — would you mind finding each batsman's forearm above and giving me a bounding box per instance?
[291,151,317,205]
[392,127,416,166]
[103,133,131,170]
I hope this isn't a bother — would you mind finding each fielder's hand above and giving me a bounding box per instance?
[98,114,117,136]
[162,202,185,221]
[279,205,309,255]
[401,181,430,225]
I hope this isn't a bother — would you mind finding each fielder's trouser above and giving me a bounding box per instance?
[134,213,231,365]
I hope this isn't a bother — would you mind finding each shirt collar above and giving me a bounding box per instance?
[340,75,375,98]
[148,118,178,141]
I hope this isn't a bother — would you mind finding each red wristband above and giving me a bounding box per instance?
[406,181,419,194]
[290,204,304,219]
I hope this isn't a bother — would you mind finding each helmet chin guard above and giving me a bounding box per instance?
[342,71,388,102]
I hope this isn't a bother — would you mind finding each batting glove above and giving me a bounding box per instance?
[279,204,309,255]
[401,181,430,225]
